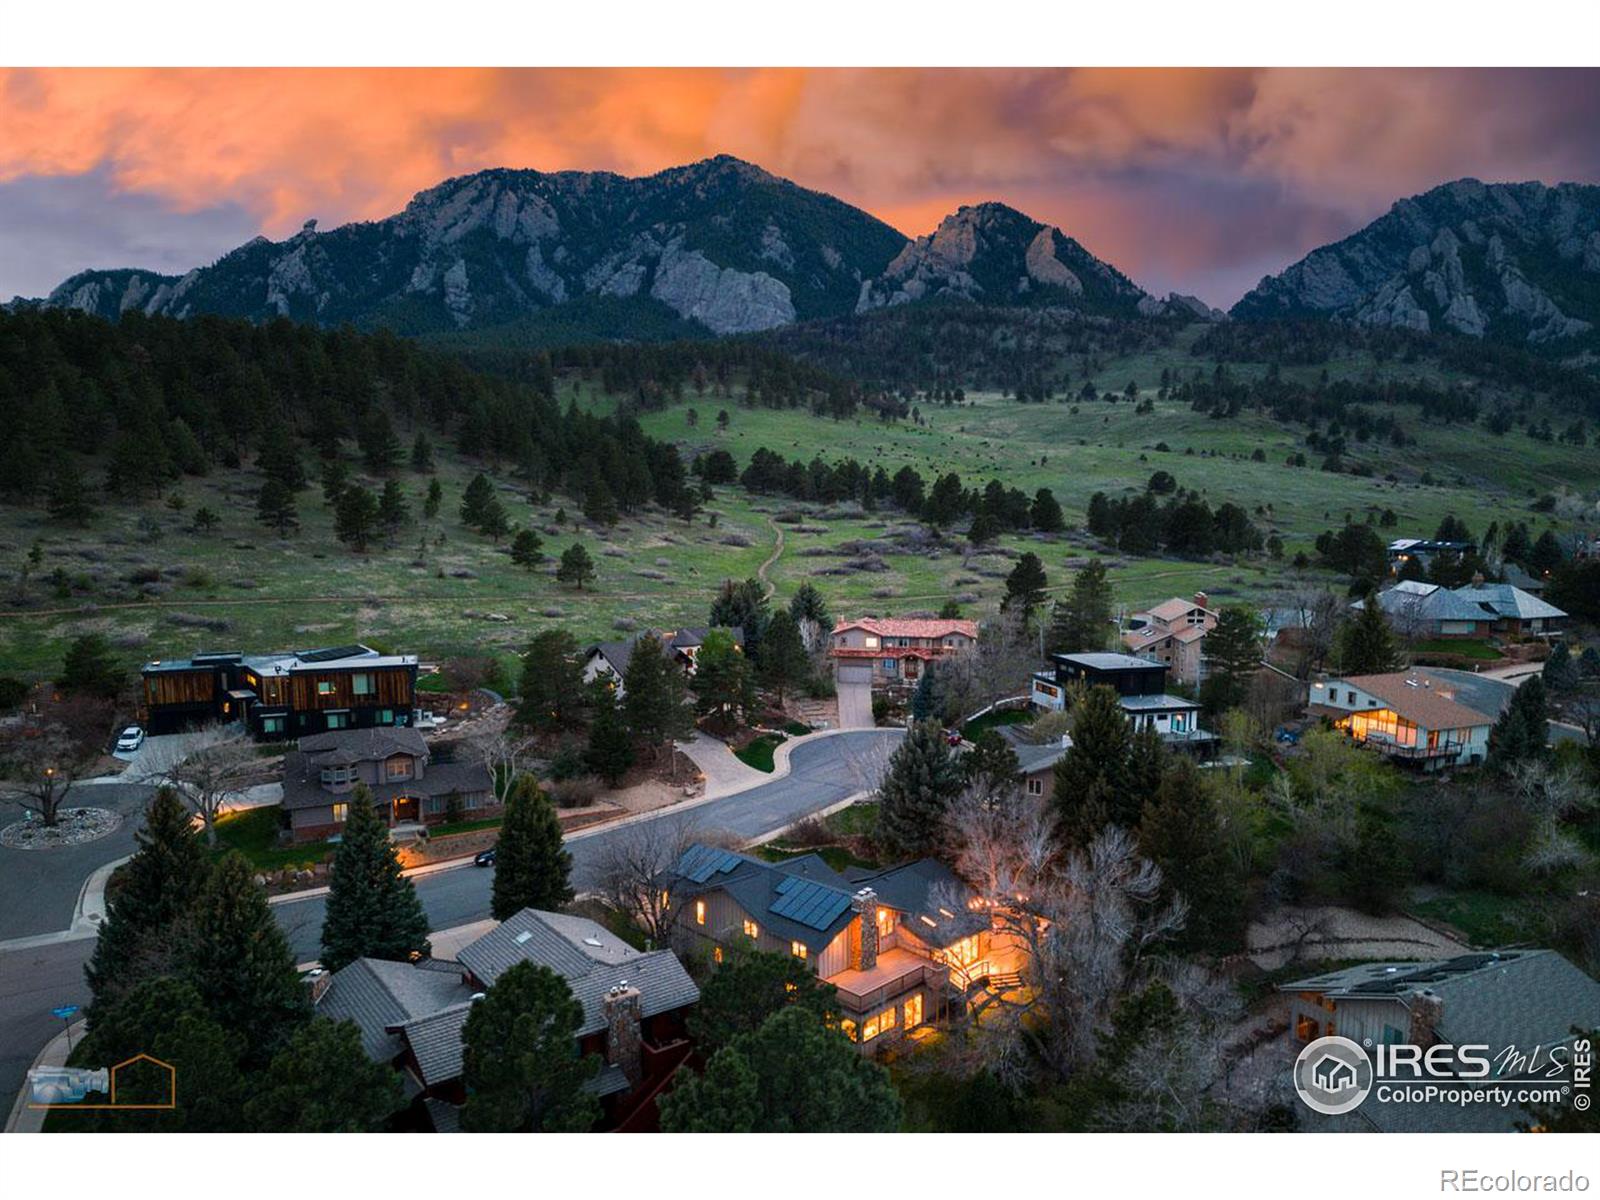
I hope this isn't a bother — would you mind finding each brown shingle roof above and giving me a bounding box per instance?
[1337,672,1495,731]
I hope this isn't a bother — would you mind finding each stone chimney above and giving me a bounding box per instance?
[1408,989,1445,1048]
[1470,570,1485,586]
[303,969,332,1006]
[1194,591,1209,610]
[850,888,879,972]
[604,982,643,1086]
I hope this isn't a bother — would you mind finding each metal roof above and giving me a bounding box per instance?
[1053,651,1164,671]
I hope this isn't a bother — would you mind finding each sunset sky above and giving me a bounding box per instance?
[2,67,1598,307]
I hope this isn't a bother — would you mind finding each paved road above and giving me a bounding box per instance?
[0,729,900,1123]
[0,784,155,942]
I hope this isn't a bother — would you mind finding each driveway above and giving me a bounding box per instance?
[0,728,902,1120]
[835,676,875,729]
[676,731,769,797]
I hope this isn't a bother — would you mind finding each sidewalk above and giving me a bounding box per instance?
[4,1019,86,1133]
[0,855,129,954]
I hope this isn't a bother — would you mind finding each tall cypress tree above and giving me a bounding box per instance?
[320,784,432,974]
[491,775,574,920]
[875,720,964,859]
[86,787,210,1018]
[181,851,308,1063]
[1053,685,1133,847]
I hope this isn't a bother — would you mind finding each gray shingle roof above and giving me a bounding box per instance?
[317,958,473,1065]
[279,753,493,812]
[1365,583,1489,624]
[456,910,699,1037]
[423,1098,462,1133]
[300,726,430,765]
[1454,584,1566,622]
[845,859,988,949]
[397,1003,474,1086]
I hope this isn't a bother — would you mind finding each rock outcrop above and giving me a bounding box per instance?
[1233,179,1600,345]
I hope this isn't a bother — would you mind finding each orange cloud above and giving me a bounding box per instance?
[2,68,1595,303]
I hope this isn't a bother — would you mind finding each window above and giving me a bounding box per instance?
[331,803,348,823]
[876,908,895,937]
[713,946,723,964]
[863,636,880,649]
[351,673,373,696]
[1347,690,1357,705]
[904,993,924,1029]
[424,795,449,816]
[862,1005,898,1041]
[462,791,483,811]
[260,715,284,734]
[317,680,335,696]
[791,940,808,961]
[325,712,349,729]
[882,658,897,672]
[840,1019,858,1042]
[377,709,394,724]
[695,900,706,926]
[743,919,759,939]
[386,756,413,781]
[1025,777,1044,796]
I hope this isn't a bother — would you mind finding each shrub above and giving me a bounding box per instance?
[546,776,602,808]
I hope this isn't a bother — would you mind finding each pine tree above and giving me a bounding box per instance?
[320,458,349,507]
[58,632,125,697]
[334,484,380,552]
[692,628,755,729]
[46,458,96,525]
[319,785,432,974]
[479,494,510,541]
[1001,552,1049,620]
[710,578,771,662]
[257,424,307,491]
[1030,487,1066,533]
[962,729,1021,792]
[788,582,832,631]
[459,961,600,1132]
[86,787,210,1018]
[1053,685,1132,847]
[517,630,588,731]
[410,432,435,473]
[909,664,946,723]
[510,529,543,569]
[490,776,574,920]
[423,477,443,519]
[1489,674,1550,768]
[876,720,965,859]
[758,610,810,704]
[1543,640,1578,695]
[1336,593,1402,674]
[460,473,495,527]
[243,1016,404,1132]
[585,693,635,784]
[1138,760,1246,954]
[1048,558,1113,654]
[256,478,299,536]
[622,637,693,755]
[377,479,410,533]
[557,542,597,590]
[1199,606,1262,715]
[181,851,308,1062]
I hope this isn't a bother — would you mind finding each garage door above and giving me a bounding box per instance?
[836,663,873,685]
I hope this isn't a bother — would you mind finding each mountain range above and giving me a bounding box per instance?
[31,159,1600,350]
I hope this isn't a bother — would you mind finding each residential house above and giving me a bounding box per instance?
[1281,950,1600,1132]
[1031,652,1217,754]
[279,727,494,842]
[1308,670,1493,769]
[1358,580,1566,640]
[667,845,1023,1051]
[993,723,1071,801]
[582,626,743,700]
[831,617,979,690]
[1387,537,1475,577]
[1121,592,1218,685]
[317,908,700,1132]
[141,644,417,739]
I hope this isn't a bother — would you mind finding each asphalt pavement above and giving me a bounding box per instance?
[0,729,900,1123]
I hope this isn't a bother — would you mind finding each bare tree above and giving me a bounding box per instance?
[466,724,540,801]
[940,610,1038,724]
[147,722,256,845]
[589,815,705,945]
[1277,581,1343,677]
[0,696,113,826]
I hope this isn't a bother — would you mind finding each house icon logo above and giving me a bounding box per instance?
[1292,1036,1373,1116]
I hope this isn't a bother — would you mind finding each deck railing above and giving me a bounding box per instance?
[834,961,948,1013]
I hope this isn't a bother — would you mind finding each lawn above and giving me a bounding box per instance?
[756,843,878,873]
[962,707,1032,739]
[735,732,786,772]
[212,805,331,871]
[1409,889,1530,947]
[429,815,504,838]
[1410,638,1504,661]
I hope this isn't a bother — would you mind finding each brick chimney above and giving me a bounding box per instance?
[850,888,879,972]
[1407,989,1445,1048]
[1194,591,1209,610]
[604,982,643,1086]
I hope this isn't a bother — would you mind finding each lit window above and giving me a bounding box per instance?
[261,716,284,734]
[351,673,373,696]
[332,803,348,823]
[325,712,348,729]
[905,994,924,1029]
[659,890,670,911]
[840,1019,858,1042]
[876,908,895,936]
[743,919,759,939]
[317,681,335,696]
[863,636,879,649]
[862,1005,898,1041]
[713,946,723,964]
[695,900,706,926]
[791,941,807,961]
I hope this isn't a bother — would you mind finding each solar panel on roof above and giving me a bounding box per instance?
[769,879,850,930]
[682,846,741,884]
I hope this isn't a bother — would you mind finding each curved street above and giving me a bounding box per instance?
[0,728,901,1122]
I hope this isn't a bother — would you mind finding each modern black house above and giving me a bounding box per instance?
[140,644,418,739]
[1030,652,1217,754]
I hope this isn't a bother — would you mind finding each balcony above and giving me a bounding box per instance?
[827,948,947,1013]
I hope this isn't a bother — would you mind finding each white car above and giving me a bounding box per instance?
[115,725,146,753]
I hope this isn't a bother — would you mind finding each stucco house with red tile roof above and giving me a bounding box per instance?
[831,616,979,689]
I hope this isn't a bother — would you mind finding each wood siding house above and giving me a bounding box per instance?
[1308,670,1492,770]
[141,644,417,739]
[1031,652,1217,754]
